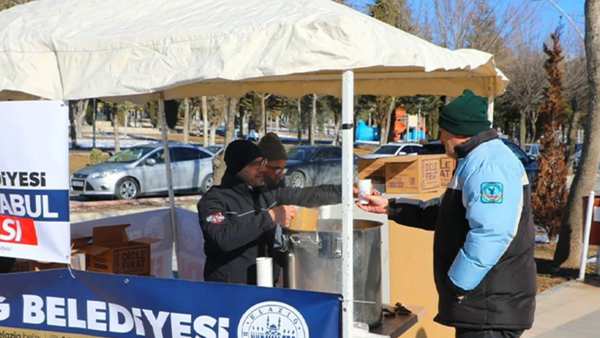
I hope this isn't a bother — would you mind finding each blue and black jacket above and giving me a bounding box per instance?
[388,129,536,330]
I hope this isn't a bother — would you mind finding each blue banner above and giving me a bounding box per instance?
[0,269,340,338]
[0,188,70,222]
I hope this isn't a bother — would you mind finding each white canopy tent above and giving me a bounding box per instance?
[0,0,508,336]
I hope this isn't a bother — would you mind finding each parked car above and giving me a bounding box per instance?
[71,143,214,200]
[361,143,422,159]
[283,145,358,188]
[418,141,446,155]
[572,143,585,170]
[419,139,538,183]
[525,143,540,158]
[203,144,224,157]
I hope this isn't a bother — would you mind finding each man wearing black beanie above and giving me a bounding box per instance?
[198,140,342,285]
[357,89,536,338]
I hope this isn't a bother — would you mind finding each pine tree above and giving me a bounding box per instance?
[531,30,568,237]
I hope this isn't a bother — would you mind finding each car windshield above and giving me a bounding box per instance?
[420,143,445,154]
[287,147,317,161]
[105,146,155,163]
[204,146,222,154]
[371,145,400,155]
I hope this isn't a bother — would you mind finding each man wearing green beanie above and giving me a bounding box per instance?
[356,89,536,338]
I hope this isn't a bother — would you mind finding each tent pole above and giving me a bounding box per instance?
[158,92,180,276]
[341,70,355,338]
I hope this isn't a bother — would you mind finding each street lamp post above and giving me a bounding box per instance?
[535,0,584,41]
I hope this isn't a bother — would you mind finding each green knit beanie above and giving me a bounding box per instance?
[438,89,491,136]
[258,132,288,161]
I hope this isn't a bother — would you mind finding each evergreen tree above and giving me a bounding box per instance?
[531,29,568,237]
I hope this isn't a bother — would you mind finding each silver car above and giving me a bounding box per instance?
[71,143,214,200]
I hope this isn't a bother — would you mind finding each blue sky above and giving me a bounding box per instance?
[349,0,585,46]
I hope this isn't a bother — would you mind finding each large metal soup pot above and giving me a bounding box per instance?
[282,219,382,327]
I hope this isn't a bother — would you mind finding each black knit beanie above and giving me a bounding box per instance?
[258,133,288,161]
[438,89,491,136]
[224,140,263,175]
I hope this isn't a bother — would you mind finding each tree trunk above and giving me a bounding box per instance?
[565,111,581,175]
[213,98,237,185]
[183,98,190,144]
[261,93,271,136]
[75,100,89,139]
[69,102,78,149]
[209,126,216,146]
[202,96,209,146]
[380,97,396,144]
[297,97,302,144]
[124,111,128,137]
[332,116,341,146]
[519,110,527,150]
[554,0,600,268]
[113,104,120,153]
[309,94,317,145]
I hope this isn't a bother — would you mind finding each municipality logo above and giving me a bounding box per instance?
[481,182,503,204]
[238,301,309,338]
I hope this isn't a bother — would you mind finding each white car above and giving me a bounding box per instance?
[525,143,540,158]
[203,144,224,157]
[361,143,422,159]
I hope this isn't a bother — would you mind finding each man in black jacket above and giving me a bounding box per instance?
[198,140,341,285]
[357,90,536,338]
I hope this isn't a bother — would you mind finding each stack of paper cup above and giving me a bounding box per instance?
[256,257,273,287]
[357,179,371,205]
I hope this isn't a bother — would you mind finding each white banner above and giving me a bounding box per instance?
[0,101,70,263]
[175,208,206,280]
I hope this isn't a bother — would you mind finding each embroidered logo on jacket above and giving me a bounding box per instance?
[206,212,225,224]
[481,182,503,204]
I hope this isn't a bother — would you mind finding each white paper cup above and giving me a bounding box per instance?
[357,179,371,205]
[318,205,331,219]
[256,257,273,287]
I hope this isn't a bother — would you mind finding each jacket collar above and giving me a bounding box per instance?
[454,129,499,159]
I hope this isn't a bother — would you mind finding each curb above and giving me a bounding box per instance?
[69,194,202,209]
[536,280,577,298]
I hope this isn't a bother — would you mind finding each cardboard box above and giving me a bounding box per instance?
[10,235,91,273]
[84,224,159,276]
[288,207,320,231]
[358,157,397,184]
[439,156,456,187]
[385,155,442,194]
[11,260,67,272]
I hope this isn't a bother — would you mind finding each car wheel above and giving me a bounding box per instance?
[115,178,139,200]
[201,174,213,194]
[290,171,306,188]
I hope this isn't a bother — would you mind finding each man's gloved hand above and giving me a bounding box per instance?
[268,205,297,225]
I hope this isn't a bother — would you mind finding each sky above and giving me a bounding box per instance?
[349,0,585,48]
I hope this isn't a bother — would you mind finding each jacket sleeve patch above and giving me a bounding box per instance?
[206,212,225,224]
[480,182,503,204]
